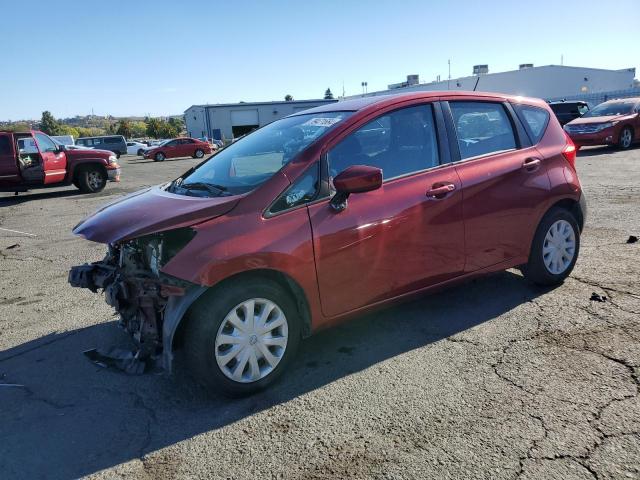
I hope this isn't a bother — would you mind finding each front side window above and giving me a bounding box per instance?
[518,105,550,143]
[268,162,320,214]
[165,140,178,147]
[450,102,516,159]
[34,132,58,153]
[170,111,351,197]
[328,104,439,181]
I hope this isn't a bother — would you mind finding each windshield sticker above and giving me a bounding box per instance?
[302,117,342,128]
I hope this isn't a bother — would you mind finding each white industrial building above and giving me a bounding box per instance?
[350,65,637,101]
[185,99,337,141]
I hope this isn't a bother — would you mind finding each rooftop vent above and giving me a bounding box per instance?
[519,63,534,69]
[473,64,488,75]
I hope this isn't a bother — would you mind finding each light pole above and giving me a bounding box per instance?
[361,81,368,95]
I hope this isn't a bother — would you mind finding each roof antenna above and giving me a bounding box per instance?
[473,76,480,91]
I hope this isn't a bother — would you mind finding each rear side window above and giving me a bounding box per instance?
[519,105,550,143]
[0,136,11,155]
[449,102,516,160]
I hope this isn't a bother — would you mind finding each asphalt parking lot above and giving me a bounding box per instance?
[1,149,639,480]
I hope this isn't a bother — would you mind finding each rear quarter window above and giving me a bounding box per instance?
[104,136,123,144]
[516,105,550,144]
[0,135,11,155]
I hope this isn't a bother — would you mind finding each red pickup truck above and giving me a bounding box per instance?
[0,130,121,194]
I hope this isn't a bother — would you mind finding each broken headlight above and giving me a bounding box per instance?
[133,228,196,275]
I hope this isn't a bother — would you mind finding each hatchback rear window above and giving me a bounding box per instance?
[518,105,550,143]
[449,102,516,159]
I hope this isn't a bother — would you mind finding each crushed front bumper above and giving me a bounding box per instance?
[69,257,200,373]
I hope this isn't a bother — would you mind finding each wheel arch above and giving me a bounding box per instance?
[164,268,312,372]
[548,197,585,232]
[69,161,108,183]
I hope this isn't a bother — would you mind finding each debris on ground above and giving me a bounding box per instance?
[590,292,608,302]
[83,348,150,375]
[627,235,638,244]
[5,243,20,250]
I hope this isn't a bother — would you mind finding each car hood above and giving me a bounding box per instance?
[73,185,241,244]
[568,114,633,125]
[65,148,112,159]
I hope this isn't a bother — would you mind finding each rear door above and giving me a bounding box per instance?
[0,133,19,182]
[307,102,465,317]
[34,132,67,184]
[444,99,550,272]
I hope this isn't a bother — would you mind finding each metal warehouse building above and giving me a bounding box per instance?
[351,65,636,101]
[185,99,337,141]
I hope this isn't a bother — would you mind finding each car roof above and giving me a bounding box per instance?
[293,91,544,116]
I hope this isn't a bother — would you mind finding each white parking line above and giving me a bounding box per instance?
[0,227,37,237]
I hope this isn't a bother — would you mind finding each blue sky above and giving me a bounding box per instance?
[2,0,638,120]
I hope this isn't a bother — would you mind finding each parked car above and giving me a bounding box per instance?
[0,130,120,193]
[142,137,213,161]
[69,91,585,396]
[126,140,147,156]
[563,98,640,149]
[549,101,590,126]
[76,135,127,158]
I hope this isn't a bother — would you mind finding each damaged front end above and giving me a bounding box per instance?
[69,228,199,374]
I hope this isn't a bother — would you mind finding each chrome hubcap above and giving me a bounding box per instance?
[622,129,632,147]
[196,150,204,157]
[543,219,576,275]
[215,298,288,383]
[88,171,102,189]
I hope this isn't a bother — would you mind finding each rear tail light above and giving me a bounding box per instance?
[562,133,577,171]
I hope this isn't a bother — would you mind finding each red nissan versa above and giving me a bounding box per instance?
[143,137,213,162]
[564,97,640,149]
[69,91,586,396]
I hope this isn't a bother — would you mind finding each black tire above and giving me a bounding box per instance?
[137,149,144,156]
[184,277,301,397]
[521,207,580,286]
[115,152,121,159]
[193,149,205,159]
[75,166,107,193]
[154,152,165,162]
[618,126,634,150]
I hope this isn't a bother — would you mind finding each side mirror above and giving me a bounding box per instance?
[330,165,382,212]
[57,144,67,152]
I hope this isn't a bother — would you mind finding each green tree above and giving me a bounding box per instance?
[40,111,61,135]
[324,88,334,100]
[145,118,162,138]
[284,94,293,101]
[130,121,147,138]
[115,119,132,138]
[168,117,184,135]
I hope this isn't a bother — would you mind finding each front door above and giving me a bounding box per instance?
[308,103,465,317]
[0,133,19,184]
[445,100,551,271]
[34,132,67,184]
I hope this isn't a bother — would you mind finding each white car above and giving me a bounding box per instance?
[126,141,147,156]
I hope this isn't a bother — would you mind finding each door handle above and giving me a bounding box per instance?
[522,157,541,172]
[426,183,456,199]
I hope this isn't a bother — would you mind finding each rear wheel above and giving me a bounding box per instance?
[618,127,633,150]
[184,278,301,397]
[522,208,580,286]
[76,166,107,193]
[154,152,166,162]
[194,148,205,159]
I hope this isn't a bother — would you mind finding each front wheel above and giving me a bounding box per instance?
[137,149,144,156]
[618,127,633,150]
[154,152,165,162]
[194,148,205,159]
[184,278,301,397]
[522,208,580,286]
[76,166,107,193]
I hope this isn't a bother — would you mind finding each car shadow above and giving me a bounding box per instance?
[577,146,617,157]
[126,157,198,164]
[0,188,82,206]
[0,270,549,479]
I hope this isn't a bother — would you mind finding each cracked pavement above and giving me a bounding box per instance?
[1,148,639,479]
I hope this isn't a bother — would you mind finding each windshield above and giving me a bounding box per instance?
[170,111,352,197]
[583,101,635,117]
